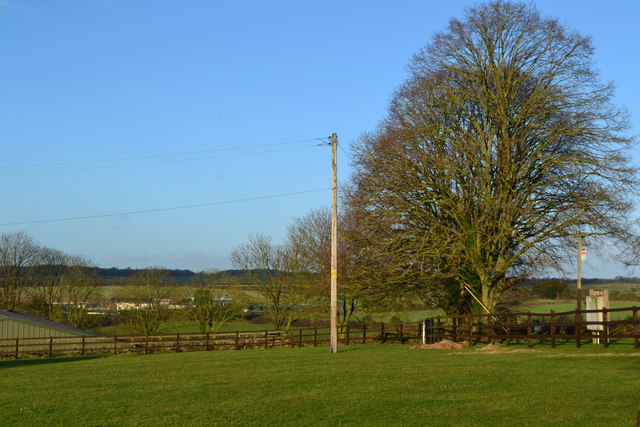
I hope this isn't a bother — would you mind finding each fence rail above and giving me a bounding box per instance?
[4,306,639,360]
[0,323,421,360]
[423,306,640,349]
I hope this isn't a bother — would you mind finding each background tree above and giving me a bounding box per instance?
[61,257,100,329]
[230,233,315,330]
[189,271,240,333]
[121,267,173,335]
[347,1,637,314]
[0,232,40,310]
[29,247,69,319]
[287,207,375,328]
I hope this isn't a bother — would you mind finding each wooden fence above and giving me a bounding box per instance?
[5,306,639,360]
[0,322,421,360]
[423,306,640,349]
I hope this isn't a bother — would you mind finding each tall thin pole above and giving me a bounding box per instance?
[330,133,338,353]
[576,234,585,314]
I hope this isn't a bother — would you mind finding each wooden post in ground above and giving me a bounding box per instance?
[550,311,556,348]
[452,317,457,343]
[602,308,609,348]
[634,307,639,349]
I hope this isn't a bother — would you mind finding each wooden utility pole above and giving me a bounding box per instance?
[575,233,588,314]
[330,133,338,354]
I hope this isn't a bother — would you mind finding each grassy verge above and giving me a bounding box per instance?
[1,344,639,426]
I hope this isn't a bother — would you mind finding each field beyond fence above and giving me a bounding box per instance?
[2,306,639,359]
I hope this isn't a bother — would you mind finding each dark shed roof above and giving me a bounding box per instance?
[0,309,96,339]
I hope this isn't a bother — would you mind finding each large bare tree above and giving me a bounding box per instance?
[347,1,637,314]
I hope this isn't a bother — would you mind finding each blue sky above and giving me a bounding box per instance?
[1,0,639,277]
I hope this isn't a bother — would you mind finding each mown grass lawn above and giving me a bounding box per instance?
[1,343,639,426]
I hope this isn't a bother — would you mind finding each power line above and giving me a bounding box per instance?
[0,188,331,226]
[0,144,321,176]
[0,137,323,170]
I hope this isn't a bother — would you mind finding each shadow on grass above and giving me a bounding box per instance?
[0,355,104,369]
[336,345,369,353]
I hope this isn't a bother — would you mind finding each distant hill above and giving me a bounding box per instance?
[97,267,196,283]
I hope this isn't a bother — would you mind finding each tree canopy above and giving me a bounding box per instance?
[347,1,637,314]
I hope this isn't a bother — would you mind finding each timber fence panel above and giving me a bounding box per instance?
[419,306,640,349]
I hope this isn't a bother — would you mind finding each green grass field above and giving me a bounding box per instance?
[1,344,639,426]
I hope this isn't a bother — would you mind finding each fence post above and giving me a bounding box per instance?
[264,330,268,349]
[527,313,532,348]
[381,323,385,344]
[399,323,404,344]
[81,336,86,357]
[550,311,556,348]
[206,332,210,351]
[467,315,472,346]
[363,324,367,344]
[114,336,118,355]
[452,317,457,343]
[145,335,149,354]
[314,328,318,347]
[634,307,639,349]
[575,309,582,348]
[346,325,350,345]
[49,337,53,358]
[176,333,180,352]
[299,329,303,347]
[602,308,609,348]
[15,338,19,359]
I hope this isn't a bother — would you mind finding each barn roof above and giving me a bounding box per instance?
[0,309,96,337]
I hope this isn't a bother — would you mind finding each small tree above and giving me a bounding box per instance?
[121,268,173,335]
[61,258,99,329]
[231,234,315,330]
[190,272,239,333]
[287,207,375,329]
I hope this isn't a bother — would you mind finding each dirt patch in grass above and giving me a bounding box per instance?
[412,339,464,350]
[478,343,501,352]
[447,343,540,355]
